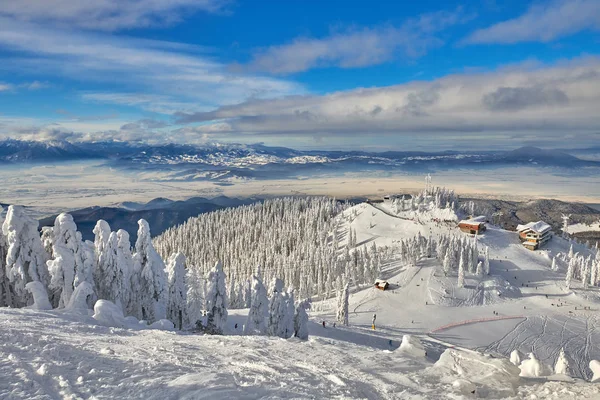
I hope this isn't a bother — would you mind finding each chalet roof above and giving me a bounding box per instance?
[458,216,487,226]
[517,221,552,234]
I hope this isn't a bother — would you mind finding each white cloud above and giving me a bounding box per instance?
[176,56,600,147]
[0,0,230,31]
[463,0,600,44]
[245,8,472,74]
[0,18,304,113]
[0,82,12,91]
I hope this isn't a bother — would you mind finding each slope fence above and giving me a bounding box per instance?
[428,315,527,334]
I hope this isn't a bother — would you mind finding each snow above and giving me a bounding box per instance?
[92,299,126,328]
[397,335,426,358]
[25,281,52,311]
[519,353,547,377]
[427,348,521,398]
[517,221,552,234]
[590,360,600,382]
[567,221,600,234]
[3,198,600,398]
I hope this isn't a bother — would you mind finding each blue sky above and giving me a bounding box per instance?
[0,0,599,150]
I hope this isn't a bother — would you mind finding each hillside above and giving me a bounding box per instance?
[461,198,600,233]
[38,196,256,242]
[2,193,600,398]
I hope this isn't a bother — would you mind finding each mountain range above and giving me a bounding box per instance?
[1,139,597,184]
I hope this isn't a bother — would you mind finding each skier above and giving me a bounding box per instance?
[322,321,326,328]
[372,314,377,330]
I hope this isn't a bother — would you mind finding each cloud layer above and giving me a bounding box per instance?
[464,0,600,44]
[246,8,471,74]
[176,57,600,147]
[0,0,229,31]
[0,17,303,113]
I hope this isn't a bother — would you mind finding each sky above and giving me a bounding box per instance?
[0,0,599,151]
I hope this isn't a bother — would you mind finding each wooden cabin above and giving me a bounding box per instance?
[517,221,552,250]
[374,279,389,291]
[458,216,487,234]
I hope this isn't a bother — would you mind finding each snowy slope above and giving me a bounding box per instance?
[3,306,600,399]
[326,202,600,382]
[3,200,600,398]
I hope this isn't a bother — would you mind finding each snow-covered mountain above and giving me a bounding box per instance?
[1,139,598,171]
[3,192,600,398]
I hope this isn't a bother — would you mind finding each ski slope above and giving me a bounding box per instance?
[327,202,600,382]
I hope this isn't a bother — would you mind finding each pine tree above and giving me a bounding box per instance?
[267,278,293,338]
[245,275,269,335]
[336,280,350,326]
[0,210,10,307]
[186,266,205,327]
[554,348,569,375]
[484,246,490,275]
[47,213,89,308]
[566,258,575,289]
[476,261,483,277]
[134,219,168,323]
[294,298,310,340]
[166,253,189,330]
[443,248,451,276]
[457,253,466,288]
[204,261,228,334]
[2,205,49,307]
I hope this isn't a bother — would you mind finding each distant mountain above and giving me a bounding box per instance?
[0,139,101,162]
[1,139,599,177]
[39,196,259,242]
[497,146,586,166]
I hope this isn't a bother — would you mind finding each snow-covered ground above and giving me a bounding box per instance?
[3,306,600,399]
[3,200,600,398]
[567,221,600,234]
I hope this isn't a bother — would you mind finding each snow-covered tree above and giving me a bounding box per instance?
[186,265,204,327]
[510,349,522,366]
[245,275,269,335]
[268,278,294,338]
[443,249,451,276]
[2,205,49,307]
[551,257,558,272]
[568,244,574,259]
[457,253,466,288]
[483,246,490,275]
[554,348,569,375]
[476,261,483,277]
[204,260,228,334]
[294,298,310,340]
[47,213,92,308]
[336,280,349,326]
[0,211,9,307]
[566,258,575,289]
[134,219,168,323]
[166,252,189,330]
[582,260,590,289]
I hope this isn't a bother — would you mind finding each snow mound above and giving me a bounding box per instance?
[149,319,175,331]
[25,281,52,310]
[426,348,520,397]
[65,282,94,315]
[92,300,126,328]
[590,360,600,382]
[397,335,426,358]
[510,349,523,366]
[519,353,549,377]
